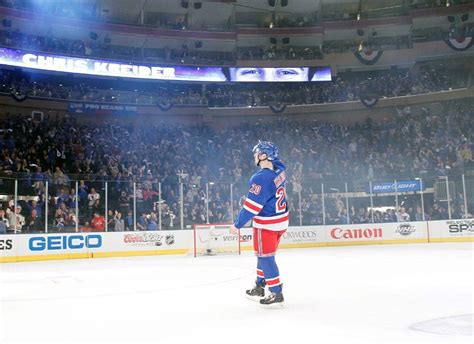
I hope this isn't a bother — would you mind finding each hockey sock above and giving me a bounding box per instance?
[256,260,265,285]
[258,256,282,293]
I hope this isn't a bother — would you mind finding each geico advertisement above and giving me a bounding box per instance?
[28,234,102,252]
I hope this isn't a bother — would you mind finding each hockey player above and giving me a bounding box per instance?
[230,141,288,307]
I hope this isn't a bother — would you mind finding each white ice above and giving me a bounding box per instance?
[1,243,473,344]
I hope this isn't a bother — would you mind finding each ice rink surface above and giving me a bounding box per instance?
[1,243,473,344]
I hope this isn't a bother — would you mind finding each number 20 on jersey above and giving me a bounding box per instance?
[276,187,287,213]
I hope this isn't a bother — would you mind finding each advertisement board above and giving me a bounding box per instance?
[0,233,97,262]
[0,220,456,263]
[0,235,18,262]
[95,231,191,257]
[68,102,138,115]
[368,180,423,194]
[325,222,428,245]
[428,220,474,242]
[280,226,325,248]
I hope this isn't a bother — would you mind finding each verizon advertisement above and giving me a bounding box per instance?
[428,220,474,241]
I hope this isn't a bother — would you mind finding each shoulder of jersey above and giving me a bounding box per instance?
[252,168,276,181]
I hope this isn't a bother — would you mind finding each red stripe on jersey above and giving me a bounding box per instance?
[253,214,289,225]
[266,278,281,286]
[257,270,264,277]
[244,200,262,213]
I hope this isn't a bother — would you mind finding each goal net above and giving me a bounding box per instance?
[193,224,241,257]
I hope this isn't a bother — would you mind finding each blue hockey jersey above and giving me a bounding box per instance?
[234,160,289,231]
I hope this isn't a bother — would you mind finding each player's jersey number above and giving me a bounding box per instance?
[249,183,261,195]
[276,187,287,213]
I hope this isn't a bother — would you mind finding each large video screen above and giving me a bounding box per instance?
[0,47,332,82]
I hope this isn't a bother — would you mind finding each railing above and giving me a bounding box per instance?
[1,172,472,234]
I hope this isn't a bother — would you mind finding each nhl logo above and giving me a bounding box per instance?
[165,234,175,245]
[396,223,415,236]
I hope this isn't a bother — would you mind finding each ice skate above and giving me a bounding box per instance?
[260,291,284,308]
[245,282,265,302]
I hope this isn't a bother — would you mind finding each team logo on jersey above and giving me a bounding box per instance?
[249,183,261,195]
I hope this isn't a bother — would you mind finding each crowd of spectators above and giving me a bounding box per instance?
[207,64,466,107]
[237,46,322,61]
[0,29,234,65]
[0,25,437,64]
[0,22,468,64]
[0,98,472,234]
[237,12,319,29]
[1,0,470,64]
[0,62,467,108]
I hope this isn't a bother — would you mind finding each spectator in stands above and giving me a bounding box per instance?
[32,166,45,194]
[26,199,43,219]
[6,206,25,233]
[53,166,69,188]
[87,187,100,216]
[146,212,158,231]
[113,210,125,232]
[0,209,9,234]
[67,188,78,211]
[91,211,105,231]
[124,210,134,231]
[53,208,67,230]
[56,188,69,209]
[396,207,411,222]
[78,180,89,207]
[162,204,176,229]
[137,212,147,231]
[107,209,114,231]
[118,191,130,215]
[26,208,43,232]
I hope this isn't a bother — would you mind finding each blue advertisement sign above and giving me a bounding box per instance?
[369,180,423,193]
[29,234,102,251]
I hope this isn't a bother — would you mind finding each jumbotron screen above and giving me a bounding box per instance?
[0,47,331,82]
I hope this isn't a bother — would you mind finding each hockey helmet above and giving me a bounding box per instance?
[252,141,279,161]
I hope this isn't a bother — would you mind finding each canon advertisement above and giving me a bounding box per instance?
[0,47,332,82]
[326,222,428,243]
